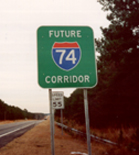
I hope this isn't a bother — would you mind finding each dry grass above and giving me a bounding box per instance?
[0,117,139,155]
[0,119,51,155]
[0,118,88,155]
[0,120,30,125]
[56,117,139,155]
[0,121,14,125]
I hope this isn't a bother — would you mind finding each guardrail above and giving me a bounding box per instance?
[55,122,118,146]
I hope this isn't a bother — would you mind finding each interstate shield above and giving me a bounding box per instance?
[52,42,81,71]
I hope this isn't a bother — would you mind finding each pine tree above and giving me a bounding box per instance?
[96,0,139,69]
[93,0,139,126]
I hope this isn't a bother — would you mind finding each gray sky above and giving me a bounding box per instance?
[0,0,109,113]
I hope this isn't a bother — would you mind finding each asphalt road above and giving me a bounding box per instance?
[0,120,43,148]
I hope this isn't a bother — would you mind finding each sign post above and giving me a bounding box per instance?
[52,91,64,136]
[61,109,63,135]
[84,88,92,155]
[49,89,55,155]
[37,26,97,155]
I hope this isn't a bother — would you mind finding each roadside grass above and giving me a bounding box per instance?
[0,118,88,155]
[0,117,139,155]
[0,118,51,155]
[0,121,14,125]
[56,117,139,154]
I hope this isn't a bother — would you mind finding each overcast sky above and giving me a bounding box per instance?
[0,0,109,113]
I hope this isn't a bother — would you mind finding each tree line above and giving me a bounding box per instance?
[55,0,139,128]
[0,99,45,120]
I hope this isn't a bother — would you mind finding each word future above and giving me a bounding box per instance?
[49,30,82,38]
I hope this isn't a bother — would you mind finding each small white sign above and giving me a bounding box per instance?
[52,91,64,109]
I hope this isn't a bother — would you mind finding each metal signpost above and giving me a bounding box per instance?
[49,89,55,155]
[61,109,63,135]
[37,26,97,155]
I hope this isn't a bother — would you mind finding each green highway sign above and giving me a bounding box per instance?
[37,26,97,88]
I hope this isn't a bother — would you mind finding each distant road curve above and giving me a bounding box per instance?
[0,120,43,148]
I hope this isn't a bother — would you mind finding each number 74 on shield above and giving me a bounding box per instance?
[52,43,81,71]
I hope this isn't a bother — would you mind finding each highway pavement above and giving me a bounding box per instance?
[0,120,43,148]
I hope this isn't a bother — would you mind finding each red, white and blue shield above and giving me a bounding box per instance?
[52,42,81,71]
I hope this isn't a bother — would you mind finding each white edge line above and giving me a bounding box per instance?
[0,122,35,138]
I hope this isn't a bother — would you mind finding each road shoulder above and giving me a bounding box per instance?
[0,118,88,155]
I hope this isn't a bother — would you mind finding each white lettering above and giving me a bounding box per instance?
[45,75,90,84]
[49,30,53,37]
[66,49,76,64]
[52,76,56,83]
[49,30,82,38]
[56,50,66,64]
[60,30,64,37]
[54,31,59,38]
[85,75,90,82]
[70,76,72,82]
[45,76,50,83]
[73,75,78,83]
[77,30,82,38]
[78,75,84,83]
[65,31,70,37]
[71,30,76,37]
[57,76,63,83]
[64,76,69,83]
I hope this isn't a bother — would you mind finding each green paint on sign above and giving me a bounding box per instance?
[37,26,97,88]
